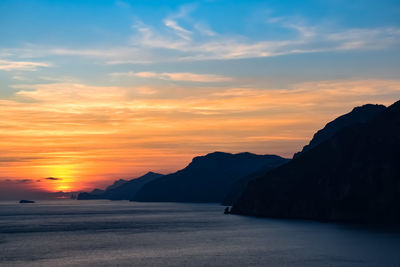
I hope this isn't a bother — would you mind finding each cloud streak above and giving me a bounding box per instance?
[0,59,51,71]
[110,71,233,82]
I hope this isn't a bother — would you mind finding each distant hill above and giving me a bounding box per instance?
[132,152,288,203]
[77,172,163,200]
[231,100,400,224]
[293,104,385,158]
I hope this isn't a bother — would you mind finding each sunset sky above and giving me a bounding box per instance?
[1,0,400,197]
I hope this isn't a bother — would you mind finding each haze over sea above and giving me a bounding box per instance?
[1,200,400,267]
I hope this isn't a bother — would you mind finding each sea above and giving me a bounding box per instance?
[1,200,400,266]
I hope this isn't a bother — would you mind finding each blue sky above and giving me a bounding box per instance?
[1,0,399,92]
[1,0,400,191]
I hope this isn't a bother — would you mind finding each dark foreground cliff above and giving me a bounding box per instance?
[231,100,400,224]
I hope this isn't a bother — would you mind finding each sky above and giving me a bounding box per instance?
[0,0,400,198]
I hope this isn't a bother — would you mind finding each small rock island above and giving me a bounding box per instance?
[19,200,35,204]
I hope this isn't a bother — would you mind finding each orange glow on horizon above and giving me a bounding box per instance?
[1,79,399,192]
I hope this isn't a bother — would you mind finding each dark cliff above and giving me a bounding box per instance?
[231,100,400,224]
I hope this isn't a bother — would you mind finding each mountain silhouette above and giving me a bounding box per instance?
[293,104,385,158]
[231,100,400,224]
[132,152,288,203]
[77,172,163,200]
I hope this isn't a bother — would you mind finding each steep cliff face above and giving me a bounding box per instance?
[231,100,400,224]
[293,104,385,158]
[132,152,288,203]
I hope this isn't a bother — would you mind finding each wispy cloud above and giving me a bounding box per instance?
[163,19,192,40]
[162,4,196,41]
[128,21,400,62]
[121,9,400,62]
[110,71,233,82]
[326,27,400,50]
[0,59,51,71]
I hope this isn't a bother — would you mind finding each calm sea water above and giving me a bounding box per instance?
[1,200,400,267]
